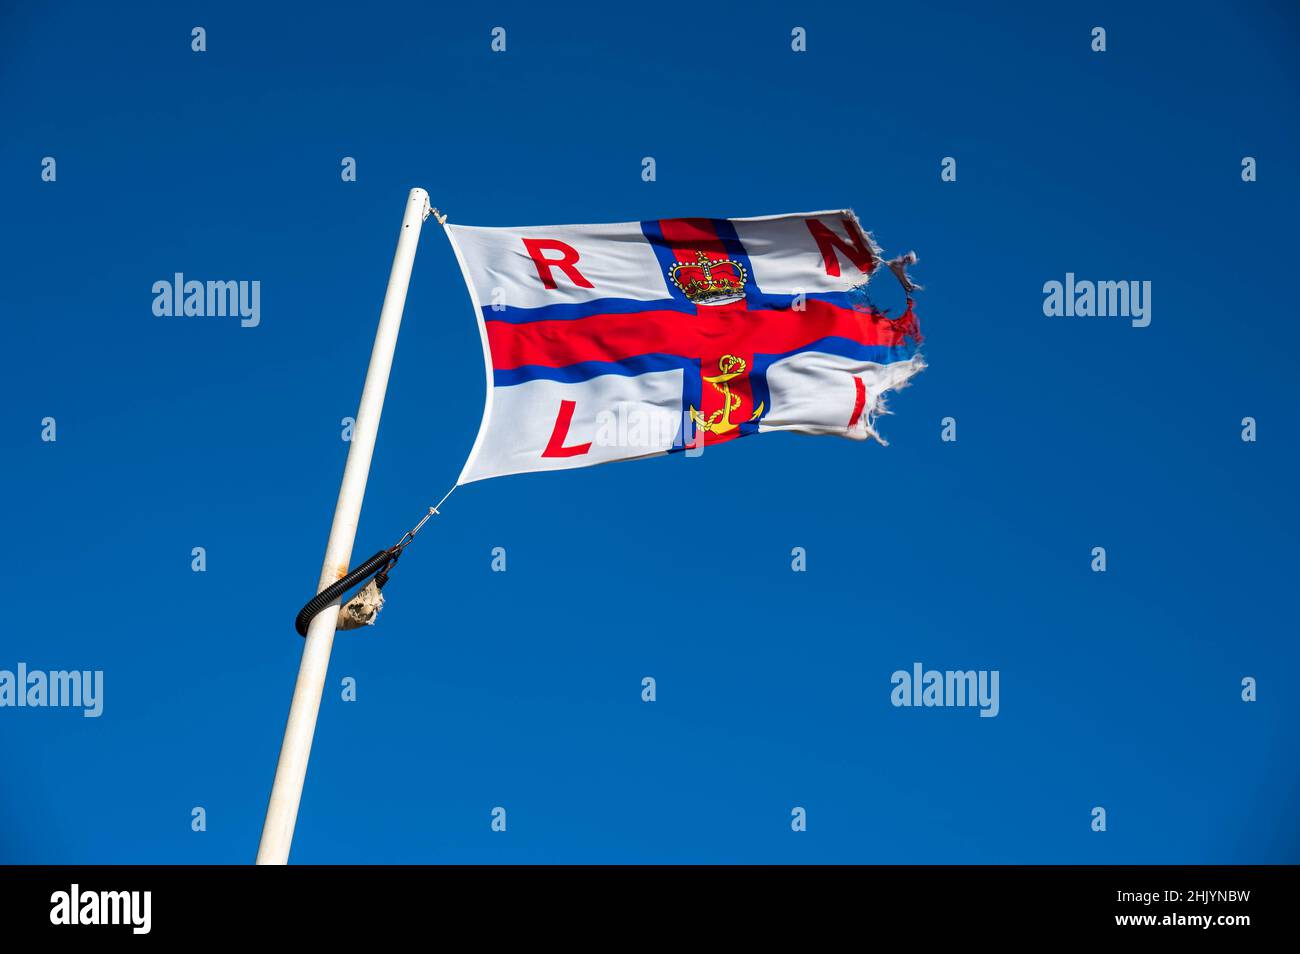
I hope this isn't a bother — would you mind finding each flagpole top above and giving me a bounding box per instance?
[406,187,432,222]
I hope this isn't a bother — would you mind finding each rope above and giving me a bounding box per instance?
[293,484,458,637]
[295,206,457,636]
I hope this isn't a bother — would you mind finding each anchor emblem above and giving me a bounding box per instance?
[689,354,765,435]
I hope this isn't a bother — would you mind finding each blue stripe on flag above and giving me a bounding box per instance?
[493,353,694,386]
[482,291,867,324]
[753,339,917,368]
[639,220,695,307]
[709,217,757,291]
[493,340,912,389]
[483,296,693,324]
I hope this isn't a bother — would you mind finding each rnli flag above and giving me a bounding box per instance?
[445,210,925,484]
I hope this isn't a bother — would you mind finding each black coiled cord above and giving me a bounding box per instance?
[294,548,398,637]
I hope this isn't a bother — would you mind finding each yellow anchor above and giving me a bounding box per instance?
[689,354,765,435]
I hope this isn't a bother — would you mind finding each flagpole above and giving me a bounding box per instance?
[256,186,431,865]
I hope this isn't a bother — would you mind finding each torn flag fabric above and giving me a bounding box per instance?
[444,210,925,484]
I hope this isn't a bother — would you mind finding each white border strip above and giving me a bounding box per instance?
[442,221,496,486]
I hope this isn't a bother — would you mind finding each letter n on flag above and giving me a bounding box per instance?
[444,210,925,484]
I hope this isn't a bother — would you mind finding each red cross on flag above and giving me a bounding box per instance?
[444,210,925,484]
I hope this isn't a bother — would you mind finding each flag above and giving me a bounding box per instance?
[445,210,925,484]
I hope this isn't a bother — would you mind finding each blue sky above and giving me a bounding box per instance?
[1,0,1297,863]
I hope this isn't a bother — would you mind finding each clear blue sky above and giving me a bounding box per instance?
[1,0,1297,863]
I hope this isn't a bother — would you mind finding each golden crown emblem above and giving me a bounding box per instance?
[668,251,747,306]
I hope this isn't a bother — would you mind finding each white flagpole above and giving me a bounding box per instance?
[256,187,432,865]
